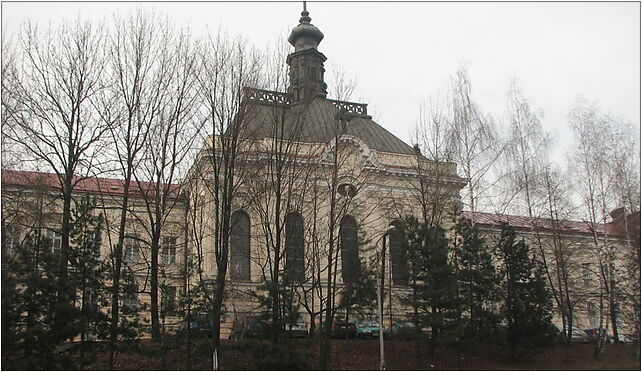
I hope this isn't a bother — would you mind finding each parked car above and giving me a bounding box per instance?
[318,321,357,339]
[355,319,381,339]
[619,334,638,343]
[583,328,613,344]
[228,316,270,340]
[177,315,213,338]
[285,320,309,338]
[386,322,421,340]
[556,325,589,343]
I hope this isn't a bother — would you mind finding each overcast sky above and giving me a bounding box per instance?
[3,1,640,165]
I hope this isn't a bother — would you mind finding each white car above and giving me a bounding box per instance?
[556,325,589,342]
[285,321,308,338]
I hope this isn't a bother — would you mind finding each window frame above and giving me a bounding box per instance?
[124,234,140,263]
[230,210,251,281]
[161,236,177,266]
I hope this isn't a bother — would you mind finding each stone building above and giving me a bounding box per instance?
[1,170,188,330]
[466,210,637,336]
[1,8,637,339]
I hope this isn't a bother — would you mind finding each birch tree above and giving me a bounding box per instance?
[500,81,577,341]
[448,66,503,222]
[568,99,623,348]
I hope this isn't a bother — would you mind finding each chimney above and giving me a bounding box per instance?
[610,207,626,222]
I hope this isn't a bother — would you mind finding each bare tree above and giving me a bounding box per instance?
[601,113,640,351]
[410,97,460,226]
[318,107,379,370]
[1,26,23,170]
[129,22,201,341]
[499,81,578,342]
[568,99,623,352]
[541,165,581,343]
[405,97,464,367]
[104,9,176,367]
[447,66,504,222]
[189,29,263,356]
[4,18,110,344]
[607,121,641,354]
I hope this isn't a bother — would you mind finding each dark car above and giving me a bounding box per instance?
[229,316,270,340]
[583,328,612,344]
[555,325,589,343]
[319,321,357,339]
[177,315,213,338]
[386,322,421,340]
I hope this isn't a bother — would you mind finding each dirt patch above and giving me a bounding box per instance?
[52,338,640,370]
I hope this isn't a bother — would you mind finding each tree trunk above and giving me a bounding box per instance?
[609,296,619,342]
[55,178,73,337]
[109,174,132,370]
[150,232,161,341]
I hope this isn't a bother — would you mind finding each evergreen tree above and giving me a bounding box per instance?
[69,196,110,368]
[337,265,377,325]
[403,216,462,345]
[496,223,556,358]
[2,195,112,369]
[2,233,67,369]
[454,218,501,342]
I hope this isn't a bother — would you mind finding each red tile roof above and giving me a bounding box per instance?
[1,170,632,239]
[2,170,183,200]
[462,210,618,237]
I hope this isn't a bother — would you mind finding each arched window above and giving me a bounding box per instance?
[285,212,305,282]
[340,215,360,284]
[389,220,409,285]
[230,210,250,281]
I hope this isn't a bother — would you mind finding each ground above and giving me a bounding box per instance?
[10,338,641,370]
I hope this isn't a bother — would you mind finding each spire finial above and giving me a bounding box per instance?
[299,1,311,24]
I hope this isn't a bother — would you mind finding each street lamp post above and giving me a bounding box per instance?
[376,225,395,371]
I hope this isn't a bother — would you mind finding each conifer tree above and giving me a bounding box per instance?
[337,265,377,326]
[454,218,500,341]
[69,196,110,369]
[403,216,461,344]
[496,223,556,358]
[2,196,107,369]
[2,233,66,369]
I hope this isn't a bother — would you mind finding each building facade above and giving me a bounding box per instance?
[1,8,638,339]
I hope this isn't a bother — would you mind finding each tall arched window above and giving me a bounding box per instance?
[230,210,250,281]
[389,220,409,285]
[285,212,305,282]
[340,215,360,284]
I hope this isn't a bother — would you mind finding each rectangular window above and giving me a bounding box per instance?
[124,235,140,263]
[47,229,62,254]
[83,287,99,312]
[161,236,177,265]
[162,286,177,316]
[587,302,598,328]
[582,263,591,287]
[84,228,102,258]
[123,292,138,311]
[2,224,17,254]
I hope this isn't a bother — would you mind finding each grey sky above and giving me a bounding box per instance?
[3,1,640,164]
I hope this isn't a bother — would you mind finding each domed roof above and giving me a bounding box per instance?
[288,9,324,51]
